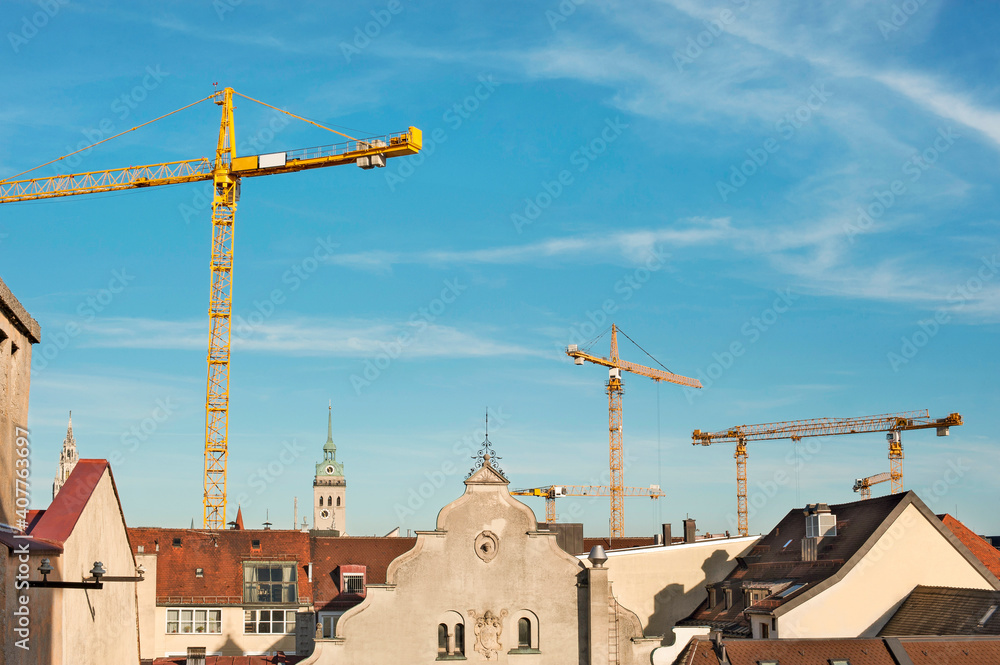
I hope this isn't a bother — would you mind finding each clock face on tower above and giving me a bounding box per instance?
[320,509,330,519]
[325,465,335,474]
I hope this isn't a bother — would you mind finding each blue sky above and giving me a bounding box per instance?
[2,1,999,538]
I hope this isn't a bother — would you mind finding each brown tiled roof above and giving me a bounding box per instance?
[311,536,416,610]
[879,586,1000,636]
[899,636,1000,664]
[939,514,1000,579]
[152,656,303,665]
[682,493,909,634]
[128,528,312,605]
[681,636,897,664]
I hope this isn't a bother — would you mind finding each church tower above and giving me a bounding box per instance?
[313,403,346,534]
[52,411,79,500]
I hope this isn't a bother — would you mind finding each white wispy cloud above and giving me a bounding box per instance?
[77,316,547,359]
[326,219,733,274]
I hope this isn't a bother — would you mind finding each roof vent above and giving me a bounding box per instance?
[804,503,837,538]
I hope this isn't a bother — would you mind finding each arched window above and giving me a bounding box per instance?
[328,496,332,506]
[454,623,465,656]
[337,496,341,507]
[518,618,531,649]
[437,623,449,656]
[509,610,539,653]
[318,496,324,506]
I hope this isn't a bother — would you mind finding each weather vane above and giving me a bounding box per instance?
[467,409,503,478]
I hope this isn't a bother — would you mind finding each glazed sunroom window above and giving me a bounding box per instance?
[243,562,297,603]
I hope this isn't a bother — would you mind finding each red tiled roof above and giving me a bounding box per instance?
[30,459,109,546]
[128,528,313,604]
[939,514,1000,579]
[311,536,416,610]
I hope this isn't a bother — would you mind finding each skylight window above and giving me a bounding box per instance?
[775,583,805,599]
[783,539,793,548]
[978,604,997,627]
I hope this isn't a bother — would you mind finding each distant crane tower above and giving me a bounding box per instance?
[692,410,962,536]
[511,484,665,524]
[567,324,701,538]
[852,472,892,499]
[0,87,422,529]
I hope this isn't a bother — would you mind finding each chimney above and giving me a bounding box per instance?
[662,523,672,546]
[683,518,696,544]
[802,503,836,561]
[711,630,728,663]
[186,647,206,665]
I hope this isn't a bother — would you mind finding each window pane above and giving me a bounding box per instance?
[438,623,449,654]
[518,618,530,648]
[455,623,465,655]
[167,621,179,634]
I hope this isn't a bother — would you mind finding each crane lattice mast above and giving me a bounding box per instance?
[0,87,422,528]
[566,324,700,538]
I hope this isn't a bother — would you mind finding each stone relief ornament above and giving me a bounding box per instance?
[468,609,508,660]
[474,530,499,563]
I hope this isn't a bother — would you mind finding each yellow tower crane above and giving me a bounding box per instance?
[852,471,892,499]
[511,484,665,524]
[0,87,422,529]
[566,324,701,538]
[692,410,962,536]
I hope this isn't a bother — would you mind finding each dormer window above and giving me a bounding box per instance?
[343,572,364,594]
[196,568,204,578]
[251,539,261,552]
[172,538,182,547]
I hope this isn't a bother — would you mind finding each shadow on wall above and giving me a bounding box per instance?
[646,548,734,646]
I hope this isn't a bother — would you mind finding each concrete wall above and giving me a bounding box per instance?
[779,503,998,638]
[303,467,592,664]
[0,278,39,529]
[592,536,758,643]
[0,278,40,665]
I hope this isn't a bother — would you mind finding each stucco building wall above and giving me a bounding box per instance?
[778,503,999,639]
[594,536,758,642]
[302,461,648,665]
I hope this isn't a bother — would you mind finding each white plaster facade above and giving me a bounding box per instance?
[302,458,657,665]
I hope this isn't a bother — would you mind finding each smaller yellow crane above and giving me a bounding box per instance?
[852,472,891,499]
[511,484,665,524]
[567,324,700,538]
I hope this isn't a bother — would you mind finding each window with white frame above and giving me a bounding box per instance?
[343,572,364,594]
[243,561,297,603]
[244,609,297,634]
[166,608,222,634]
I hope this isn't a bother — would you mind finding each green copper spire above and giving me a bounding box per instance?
[317,401,344,477]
